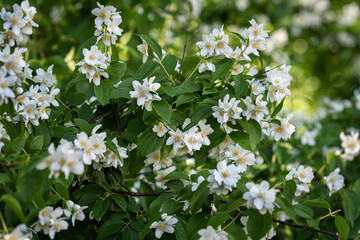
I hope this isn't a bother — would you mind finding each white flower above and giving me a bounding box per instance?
[324,168,345,196]
[339,131,360,160]
[91,2,112,26]
[270,113,295,141]
[225,144,256,172]
[196,33,215,56]
[150,214,178,239]
[191,176,205,191]
[197,226,217,240]
[248,38,266,56]
[199,61,215,73]
[83,46,104,66]
[198,120,214,146]
[130,77,161,110]
[137,38,149,63]
[246,19,269,40]
[1,223,31,240]
[74,132,90,149]
[243,180,278,214]
[184,127,203,154]
[301,129,319,146]
[33,65,57,90]
[166,128,184,153]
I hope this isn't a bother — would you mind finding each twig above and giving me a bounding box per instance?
[223,210,242,230]
[253,64,283,78]
[319,209,341,221]
[89,104,130,123]
[178,30,189,85]
[186,60,202,81]
[273,219,339,239]
[111,189,171,197]
[56,97,76,118]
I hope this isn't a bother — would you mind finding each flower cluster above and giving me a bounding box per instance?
[196,20,268,74]
[33,207,69,240]
[15,80,59,127]
[92,2,123,46]
[212,94,243,133]
[338,131,360,160]
[243,180,278,214]
[0,224,31,240]
[150,213,178,239]
[286,165,314,196]
[198,226,228,240]
[264,65,292,103]
[0,0,38,46]
[63,200,88,226]
[130,76,161,111]
[324,168,345,196]
[37,139,85,179]
[224,143,256,172]
[77,45,110,86]
[301,127,320,146]
[207,160,241,195]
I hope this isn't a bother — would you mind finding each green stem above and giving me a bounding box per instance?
[223,210,242,230]
[158,60,176,86]
[186,60,202,81]
[0,211,8,233]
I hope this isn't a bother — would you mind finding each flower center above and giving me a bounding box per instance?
[188,136,196,144]
[222,170,229,178]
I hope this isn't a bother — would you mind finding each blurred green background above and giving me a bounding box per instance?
[3,0,360,114]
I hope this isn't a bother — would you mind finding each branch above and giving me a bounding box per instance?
[253,64,283,78]
[273,219,339,239]
[89,104,130,123]
[178,30,189,85]
[111,189,171,197]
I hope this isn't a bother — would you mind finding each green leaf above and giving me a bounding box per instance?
[68,92,87,106]
[29,135,43,151]
[108,62,127,84]
[230,31,246,42]
[303,199,331,209]
[226,224,247,240]
[65,74,87,92]
[93,198,111,221]
[234,74,248,97]
[212,59,234,80]
[3,135,26,154]
[176,93,196,107]
[105,139,121,162]
[175,218,188,240]
[207,212,231,228]
[165,180,184,191]
[94,79,114,106]
[16,169,42,203]
[2,121,17,140]
[181,56,201,78]
[112,87,132,99]
[111,194,127,211]
[0,194,26,222]
[247,210,272,240]
[271,97,285,118]
[161,54,178,75]
[294,204,314,219]
[74,118,93,135]
[229,131,251,151]
[164,171,190,181]
[136,61,157,79]
[153,99,171,124]
[190,184,209,214]
[97,216,124,239]
[54,180,69,200]
[184,103,213,131]
[78,103,94,122]
[342,190,360,227]
[284,180,296,202]
[248,119,262,150]
[138,34,162,60]
[149,194,172,216]
[335,215,349,240]
[137,127,164,157]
